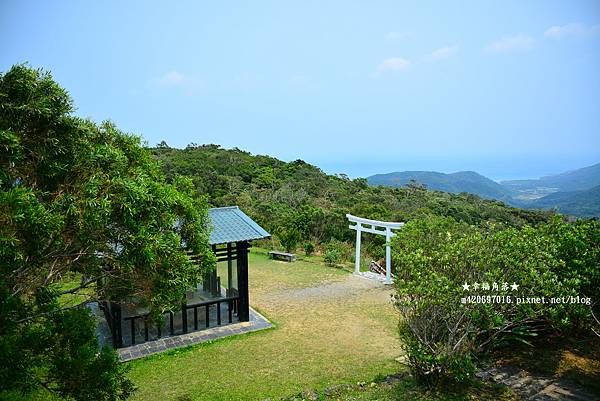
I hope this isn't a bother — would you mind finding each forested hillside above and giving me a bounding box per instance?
[150,144,553,251]
[529,185,600,218]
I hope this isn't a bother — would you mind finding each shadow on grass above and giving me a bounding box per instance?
[282,372,517,401]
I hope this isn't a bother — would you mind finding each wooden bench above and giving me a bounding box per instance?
[268,251,296,262]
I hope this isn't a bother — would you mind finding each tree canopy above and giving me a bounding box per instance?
[150,144,554,257]
[0,65,214,400]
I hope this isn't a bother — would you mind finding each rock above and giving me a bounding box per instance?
[395,355,408,364]
[323,384,354,396]
[384,372,408,384]
[300,389,318,401]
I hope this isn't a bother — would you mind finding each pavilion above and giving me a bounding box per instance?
[102,206,270,349]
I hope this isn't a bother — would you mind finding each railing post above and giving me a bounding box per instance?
[181,303,188,334]
[169,311,174,335]
[205,305,210,328]
[228,300,233,323]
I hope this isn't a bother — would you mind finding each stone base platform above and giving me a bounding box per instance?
[117,307,272,362]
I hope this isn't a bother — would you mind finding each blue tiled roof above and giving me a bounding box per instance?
[208,206,271,245]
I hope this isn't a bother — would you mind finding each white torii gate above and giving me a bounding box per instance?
[346,214,404,284]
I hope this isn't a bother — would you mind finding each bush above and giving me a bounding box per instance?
[303,242,315,256]
[322,240,352,266]
[323,248,342,266]
[278,227,301,253]
[392,215,600,386]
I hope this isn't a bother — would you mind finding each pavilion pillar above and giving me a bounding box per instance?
[385,227,392,285]
[355,224,362,274]
[227,242,233,292]
[236,241,250,322]
[110,302,123,348]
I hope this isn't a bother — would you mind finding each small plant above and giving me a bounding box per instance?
[323,248,342,266]
[326,239,353,259]
[303,242,315,256]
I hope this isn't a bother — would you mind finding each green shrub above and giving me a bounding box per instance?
[278,227,301,253]
[392,215,600,386]
[326,239,353,261]
[322,240,352,266]
[303,242,315,256]
[539,218,600,331]
[323,247,342,266]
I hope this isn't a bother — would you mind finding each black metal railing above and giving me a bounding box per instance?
[121,295,239,346]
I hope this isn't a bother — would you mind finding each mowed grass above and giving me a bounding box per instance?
[126,249,403,401]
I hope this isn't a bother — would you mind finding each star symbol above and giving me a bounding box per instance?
[510,282,519,291]
[462,282,471,291]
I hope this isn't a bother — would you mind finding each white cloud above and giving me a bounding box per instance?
[484,34,535,54]
[423,45,459,62]
[544,23,600,39]
[376,57,411,74]
[157,70,186,86]
[385,31,411,40]
[150,70,202,89]
[373,46,458,78]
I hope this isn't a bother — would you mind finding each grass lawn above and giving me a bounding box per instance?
[126,248,403,401]
[308,376,516,401]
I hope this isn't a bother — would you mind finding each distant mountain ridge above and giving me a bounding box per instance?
[367,170,512,200]
[367,163,600,218]
[501,163,600,193]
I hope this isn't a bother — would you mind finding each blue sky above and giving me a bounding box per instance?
[1,1,599,180]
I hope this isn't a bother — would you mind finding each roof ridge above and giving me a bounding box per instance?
[209,206,240,211]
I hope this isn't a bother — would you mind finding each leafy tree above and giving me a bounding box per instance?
[0,65,215,399]
[278,227,301,253]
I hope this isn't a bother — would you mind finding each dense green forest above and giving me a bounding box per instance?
[150,144,554,256]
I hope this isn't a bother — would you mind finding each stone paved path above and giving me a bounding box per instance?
[260,273,385,302]
[477,365,598,400]
[118,307,272,362]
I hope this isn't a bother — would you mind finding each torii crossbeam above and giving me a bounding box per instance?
[346,214,404,284]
